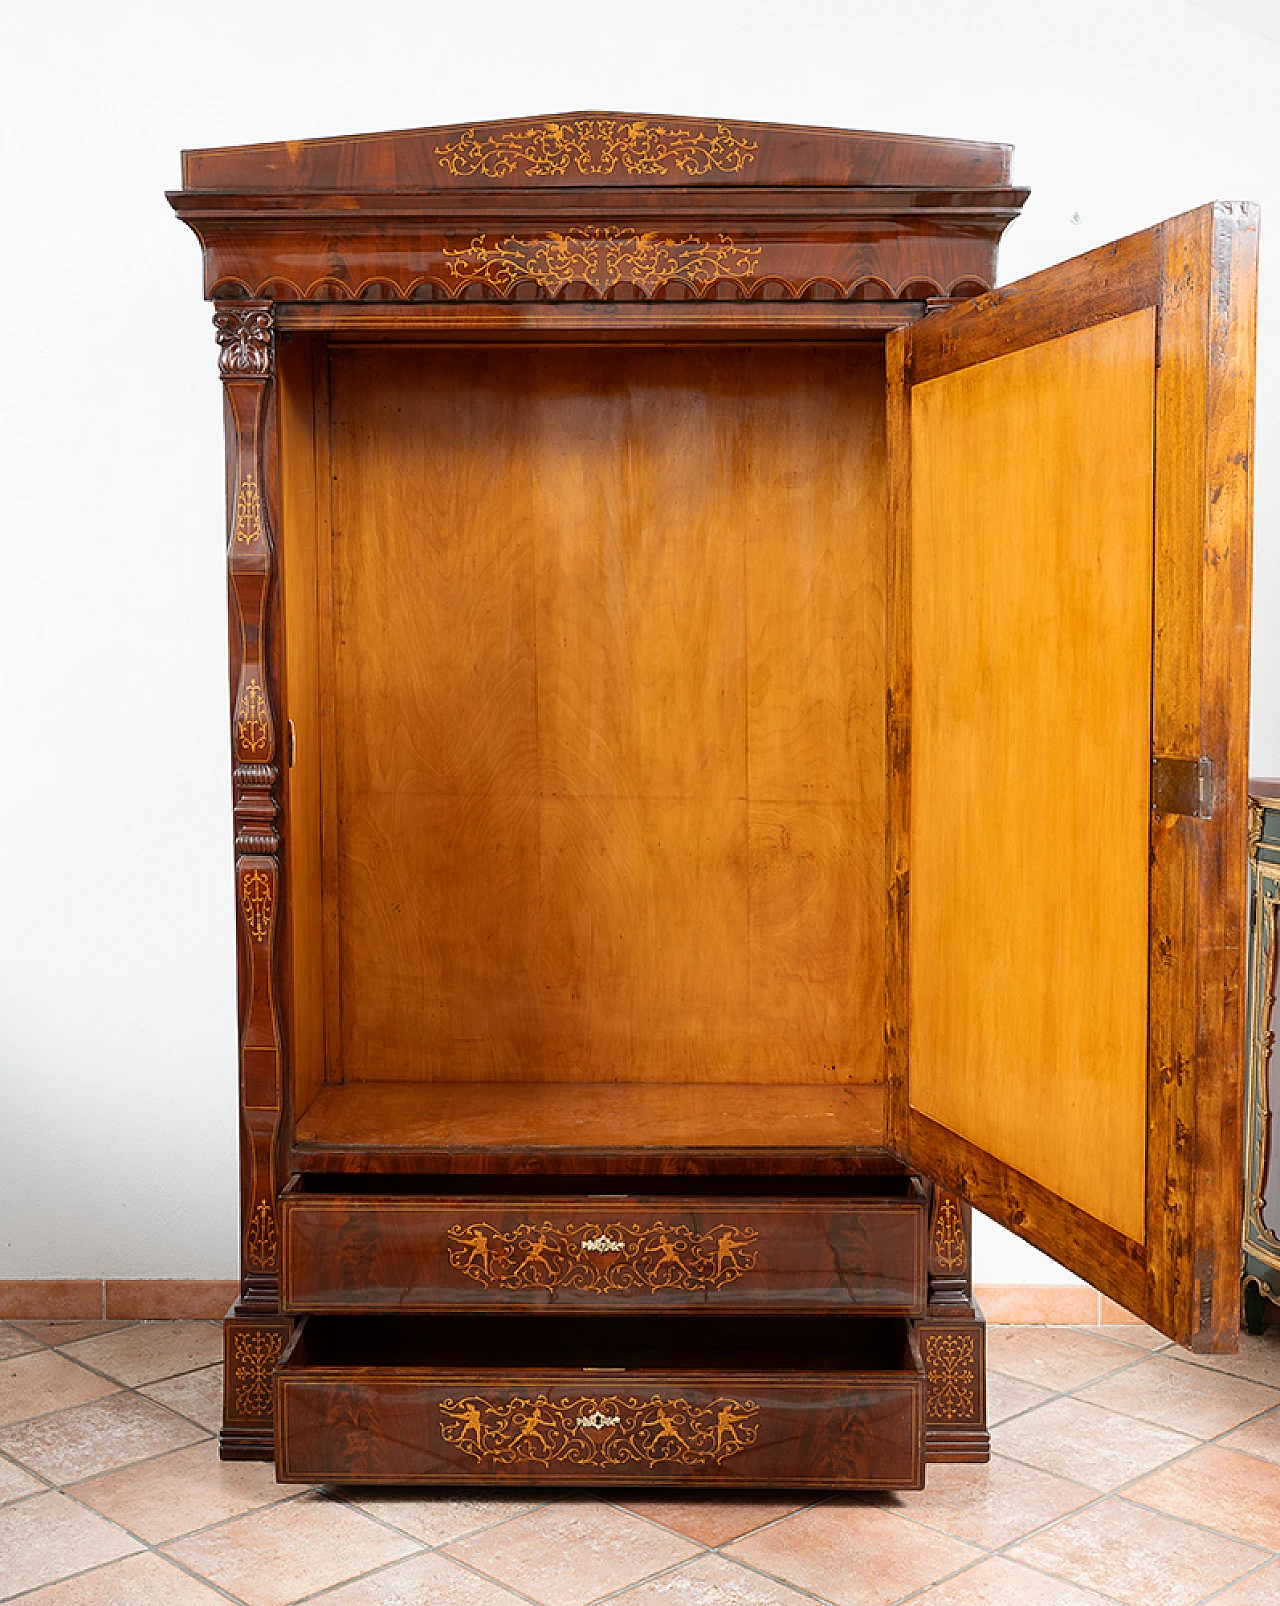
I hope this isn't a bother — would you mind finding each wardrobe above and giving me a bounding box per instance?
[169,113,1257,1486]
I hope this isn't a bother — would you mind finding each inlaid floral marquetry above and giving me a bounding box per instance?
[922,1330,977,1422]
[440,1393,759,1467]
[435,118,758,179]
[232,476,264,546]
[931,1196,966,1271]
[443,227,761,298]
[240,867,274,944]
[446,1220,759,1292]
[232,1329,284,1418]
[235,675,271,757]
[244,1198,278,1271]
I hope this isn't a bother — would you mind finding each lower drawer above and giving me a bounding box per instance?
[275,1315,924,1488]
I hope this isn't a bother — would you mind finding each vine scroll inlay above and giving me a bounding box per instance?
[233,476,264,547]
[932,1196,966,1271]
[235,676,271,756]
[922,1331,977,1421]
[231,1329,284,1417]
[436,119,758,178]
[240,867,274,944]
[446,1220,759,1292]
[444,228,761,297]
[440,1393,758,1467]
[244,1199,278,1271]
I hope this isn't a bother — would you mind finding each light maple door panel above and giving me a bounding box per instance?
[889,204,1257,1348]
[910,308,1156,1245]
[324,344,888,1088]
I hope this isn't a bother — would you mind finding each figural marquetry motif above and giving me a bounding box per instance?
[214,306,274,378]
[440,1393,759,1467]
[244,1199,279,1272]
[240,867,274,944]
[922,1331,978,1422]
[931,1196,966,1271]
[231,1329,285,1418]
[443,228,761,298]
[435,118,758,179]
[446,1221,760,1292]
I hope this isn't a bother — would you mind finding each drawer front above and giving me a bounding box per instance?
[279,1193,926,1314]
[277,1372,923,1488]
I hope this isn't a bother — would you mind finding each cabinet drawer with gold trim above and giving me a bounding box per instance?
[275,1314,924,1488]
[278,1175,926,1315]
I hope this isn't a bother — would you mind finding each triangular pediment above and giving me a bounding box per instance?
[181,110,1011,192]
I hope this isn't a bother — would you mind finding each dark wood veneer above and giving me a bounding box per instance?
[172,110,1254,1485]
[278,1179,927,1315]
[275,1315,925,1488]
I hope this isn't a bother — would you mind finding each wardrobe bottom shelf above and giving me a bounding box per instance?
[273,1314,927,1488]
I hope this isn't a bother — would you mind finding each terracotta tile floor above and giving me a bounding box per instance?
[3,1319,1280,1604]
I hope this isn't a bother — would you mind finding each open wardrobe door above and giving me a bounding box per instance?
[887,203,1258,1350]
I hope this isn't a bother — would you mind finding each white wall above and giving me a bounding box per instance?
[1,0,1276,1285]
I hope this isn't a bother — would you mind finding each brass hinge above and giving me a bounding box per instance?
[1151,755,1213,818]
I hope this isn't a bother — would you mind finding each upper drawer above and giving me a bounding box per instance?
[278,1175,927,1315]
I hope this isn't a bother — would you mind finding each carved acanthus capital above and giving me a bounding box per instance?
[215,303,274,378]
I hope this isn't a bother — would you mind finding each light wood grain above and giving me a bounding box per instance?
[891,206,1256,1348]
[293,1080,887,1153]
[749,803,883,1079]
[537,794,751,1079]
[1185,204,1257,1349]
[1146,213,1211,1339]
[533,349,745,804]
[908,309,1157,1243]
[322,344,886,1086]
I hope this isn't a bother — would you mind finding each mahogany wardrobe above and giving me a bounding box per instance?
[169,113,1257,1488]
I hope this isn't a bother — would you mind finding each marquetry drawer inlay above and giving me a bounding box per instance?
[278,1181,928,1315]
[445,1219,760,1292]
[439,1392,759,1468]
[274,1314,925,1488]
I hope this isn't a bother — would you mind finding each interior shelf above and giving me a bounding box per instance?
[292,1080,890,1166]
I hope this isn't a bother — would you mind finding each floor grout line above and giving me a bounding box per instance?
[590,1546,839,1606]
[41,1464,315,1573]
[0,1384,216,1487]
[1192,1550,1280,1605]
[328,1483,560,1553]
[974,1377,1280,1606]
[592,1485,834,1546]
[139,1547,253,1606]
[3,1322,1279,1606]
[441,1542,626,1606]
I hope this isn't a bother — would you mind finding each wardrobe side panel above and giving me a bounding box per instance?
[278,336,326,1120]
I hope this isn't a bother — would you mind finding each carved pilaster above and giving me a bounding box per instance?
[218,302,284,1323]
[919,1183,988,1461]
